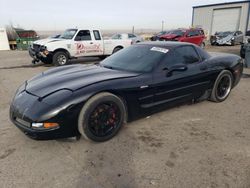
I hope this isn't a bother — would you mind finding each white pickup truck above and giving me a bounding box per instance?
[29,29,133,66]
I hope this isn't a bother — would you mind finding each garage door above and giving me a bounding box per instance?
[211,8,241,34]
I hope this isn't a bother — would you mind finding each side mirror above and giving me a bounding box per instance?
[165,64,188,77]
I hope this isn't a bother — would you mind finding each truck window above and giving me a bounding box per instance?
[93,30,101,40]
[75,30,91,41]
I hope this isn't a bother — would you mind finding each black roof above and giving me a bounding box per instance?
[193,0,250,9]
[137,41,195,49]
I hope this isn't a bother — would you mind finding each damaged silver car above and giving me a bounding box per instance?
[210,31,243,46]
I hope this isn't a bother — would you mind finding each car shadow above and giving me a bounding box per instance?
[56,125,139,187]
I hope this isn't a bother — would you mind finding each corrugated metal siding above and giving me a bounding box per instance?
[193,2,250,36]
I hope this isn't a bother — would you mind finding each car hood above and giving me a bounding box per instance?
[217,35,233,43]
[33,38,67,46]
[25,64,139,98]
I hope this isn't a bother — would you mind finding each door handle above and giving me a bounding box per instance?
[90,42,93,44]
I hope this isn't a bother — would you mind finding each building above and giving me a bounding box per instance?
[0,28,10,51]
[192,1,250,36]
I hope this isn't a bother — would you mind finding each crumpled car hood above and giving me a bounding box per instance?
[217,35,233,44]
[33,38,67,46]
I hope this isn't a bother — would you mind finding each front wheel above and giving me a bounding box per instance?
[53,51,68,66]
[78,92,126,142]
[210,70,233,102]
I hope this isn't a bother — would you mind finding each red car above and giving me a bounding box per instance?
[160,28,206,48]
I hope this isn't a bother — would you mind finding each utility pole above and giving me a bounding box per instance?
[161,21,164,32]
[132,26,135,34]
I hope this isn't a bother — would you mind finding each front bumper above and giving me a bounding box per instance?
[9,90,80,140]
[28,47,52,63]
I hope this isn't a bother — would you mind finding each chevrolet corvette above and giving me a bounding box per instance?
[10,42,243,142]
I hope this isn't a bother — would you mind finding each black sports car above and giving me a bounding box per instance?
[10,42,243,142]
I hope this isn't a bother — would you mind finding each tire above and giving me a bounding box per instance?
[210,70,233,102]
[231,40,235,46]
[112,47,123,54]
[41,57,52,64]
[53,51,68,66]
[200,42,205,49]
[78,92,126,142]
[98,55,107,60]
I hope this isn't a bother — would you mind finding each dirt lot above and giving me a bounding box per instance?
[0,45,250,188]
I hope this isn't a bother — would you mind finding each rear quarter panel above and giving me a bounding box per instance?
[103,39,132,54]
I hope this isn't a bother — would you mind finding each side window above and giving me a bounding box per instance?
[75,30,91,41]
[128,34,136,38]
[93,30,101,40]
[239,31,243,35]
[187,30,199,37]
[163,51,184,68]
[175,46,200,64]
[112,34,122,39]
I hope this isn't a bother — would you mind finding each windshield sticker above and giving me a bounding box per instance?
[150,47,169,53]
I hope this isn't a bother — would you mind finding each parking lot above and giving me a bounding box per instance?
[1,45,250,188]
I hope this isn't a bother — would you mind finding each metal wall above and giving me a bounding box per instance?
[192,2,250,36]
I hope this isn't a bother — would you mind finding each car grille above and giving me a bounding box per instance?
[15,117,31,128]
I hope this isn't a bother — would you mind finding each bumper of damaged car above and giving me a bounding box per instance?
[28,47,52,63]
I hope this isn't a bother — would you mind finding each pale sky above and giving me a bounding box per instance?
[0,0,244,31]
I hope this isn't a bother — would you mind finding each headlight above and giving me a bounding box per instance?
[232,37,235,40]
[32,122,59,129]
[40,45,47,51]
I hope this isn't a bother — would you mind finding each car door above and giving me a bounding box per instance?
[73,30,102,57]
[152,45,212,107]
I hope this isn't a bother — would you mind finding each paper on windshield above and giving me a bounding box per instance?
[150,47,169,53]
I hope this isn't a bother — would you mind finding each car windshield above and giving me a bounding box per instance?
[168,29,185,36]
[157,31,168,36]
[218,31,234,37]
[100,45,167,73]
[60,29,77,39]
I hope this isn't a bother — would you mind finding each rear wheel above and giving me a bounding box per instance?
[98,55,107,60]
[78,92,126,142]
[112,47,123,54]
[210,70,233,102]
[53,51,68,66]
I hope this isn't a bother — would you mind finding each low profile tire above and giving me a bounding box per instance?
[53,51,68,66]
[112,47,123,54]
[78,92,126,142]
[210,70,233,102]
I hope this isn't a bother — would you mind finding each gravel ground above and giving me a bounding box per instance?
[0,45,250,188]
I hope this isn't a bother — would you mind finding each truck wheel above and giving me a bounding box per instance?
[112,47,123,54]
[53,51,68,66]
[98,55,107,60]
[78,92,126,142]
